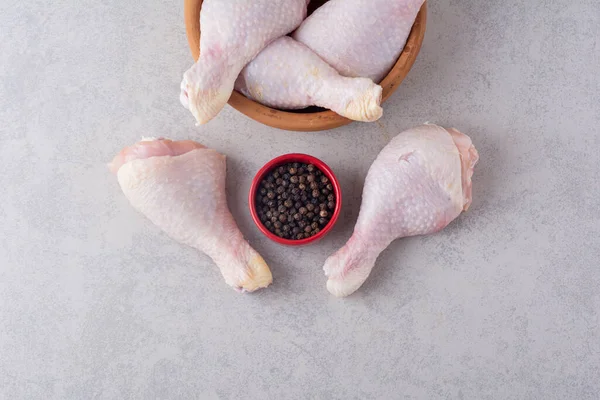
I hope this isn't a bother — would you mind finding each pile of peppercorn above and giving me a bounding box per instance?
[256,162,336,240]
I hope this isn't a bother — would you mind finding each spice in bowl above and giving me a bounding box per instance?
[255,162,336,240]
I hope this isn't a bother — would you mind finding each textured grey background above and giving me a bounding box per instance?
[1,0,599,399]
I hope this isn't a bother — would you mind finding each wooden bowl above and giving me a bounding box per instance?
[184,0,427,131]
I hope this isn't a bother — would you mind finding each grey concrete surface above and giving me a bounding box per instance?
[1,1,599,399]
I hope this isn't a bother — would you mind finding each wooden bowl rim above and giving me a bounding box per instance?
[183,0,427,131]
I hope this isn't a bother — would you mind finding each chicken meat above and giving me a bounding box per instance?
[235,37,383,122]
[294,0,425,83]
[180,0,309,125]
[323,124,479,297]
[110,138,273,292]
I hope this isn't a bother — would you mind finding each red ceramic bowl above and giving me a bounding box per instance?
[249,153,342,245]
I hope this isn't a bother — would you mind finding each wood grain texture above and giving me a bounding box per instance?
[183,0,427,131]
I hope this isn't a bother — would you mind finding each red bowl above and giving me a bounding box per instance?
[249,153,342,246]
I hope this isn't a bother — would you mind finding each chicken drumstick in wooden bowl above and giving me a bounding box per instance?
[183,0,427,131]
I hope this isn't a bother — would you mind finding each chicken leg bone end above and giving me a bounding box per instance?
[343,81,383,122]
[323,235,382,297]
[447,127,479,211]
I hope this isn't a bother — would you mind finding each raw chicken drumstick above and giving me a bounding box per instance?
[294,0,425,83]
[110,139,273,292]
[235,37,383,122]
[180,0,309,125]
[323,124,479,297]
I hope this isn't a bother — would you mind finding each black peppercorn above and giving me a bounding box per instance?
[257,162,336,240]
